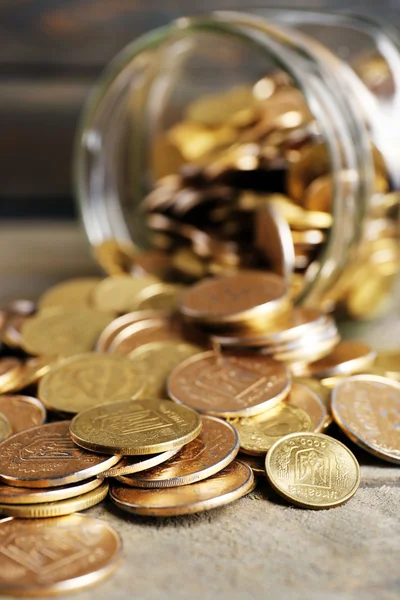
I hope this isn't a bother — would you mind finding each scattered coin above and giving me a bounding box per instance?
[129,341,201,398]
[118,416,239,487]
[288,382,328,432]
[100,447,182,478]
[0,358,23,392]
[0,395,46,433]
[96,310,168,352]
[168,350,291,417]
[331,374,400,464]
[0,421,120,487]
[70,399,202,455]
[131,283,186,311]
[6,355,57,392]
[0,480,109,518]
[21,308,114,356]
[293,340,376,378]
[237,453,266,477]
[109,317,182,355]
[0,477,104,504]
[179,271,289,328]
[92,275,159,313]
[266,432,360,509]
[110,460,256,516]
[38,277,102,309]
[373,350,400,381]
[0,413,11,442]
[38,353,145,414]
[0,514,122,595]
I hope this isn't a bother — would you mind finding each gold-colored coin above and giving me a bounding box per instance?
[21,308,114,356]
[229,387,313,456]
[293,340,376,378]
[266,432,360,509]
[93,239,136,275]
[0,413,11,441]
[0,514,122,595]
[331,374,400,464]
[110,460,255,516]
[37,277,102,310]
[100,447,182,478]
[0,395,46,433]
[131,283,186,311]
[96,310,168,352]
[293,377,332,429]
[237,453,266,477]
[269,194,332,229]
[0,480,109,518]
[4,355,57,392]
[39,353,145,414]
[129,341,201,398]
[179,271,289,328]
[0,421,120,488]
[373,350,400,381]
[118,416,239,488]
[186,85,255,127]
[0,358,23,393]
[70,399,202,455]
[168,350,291,418]
[0,477,103,504]
[92,274,159,313]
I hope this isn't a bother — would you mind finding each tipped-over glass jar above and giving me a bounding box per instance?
[75,9,400,320]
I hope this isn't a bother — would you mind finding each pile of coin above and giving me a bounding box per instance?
[0,271,399,595]
[122,66,400,319]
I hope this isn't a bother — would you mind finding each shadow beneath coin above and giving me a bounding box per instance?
[105,496,238,528]
[253,478,289,507]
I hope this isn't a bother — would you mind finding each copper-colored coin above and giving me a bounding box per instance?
[168,350,291,417]
[38,277,102,310]
[39,353,145,414]
[93,240,135,275]
[255,201,295,281]
[0,421,120,488]
[0,514,122,595]
[211,308,329,348]
[96,310,168,352]
[70,399,202,455]
[110,460,255,516]
[100,447,182,478]
[0,480,109,518]
[0,395,46,433]
[132,250,174,279]
[109,317,182,355]
[179,271,289,328]
[294,340,376,378]
[331,374,400,464]
[0,413,11,442]
[0,358,23,392]
[0,477,103,504]
[287,382,328,433]
[118,416,239,488]
[293,377,332,429]
[272,325,340,364]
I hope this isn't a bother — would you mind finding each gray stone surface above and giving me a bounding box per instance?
[0,223,399,600]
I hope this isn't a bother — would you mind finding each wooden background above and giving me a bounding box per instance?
[0,0,399,215]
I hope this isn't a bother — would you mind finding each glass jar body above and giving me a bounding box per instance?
[75,9,400,319]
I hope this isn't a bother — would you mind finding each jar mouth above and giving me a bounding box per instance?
[75,10,374,309]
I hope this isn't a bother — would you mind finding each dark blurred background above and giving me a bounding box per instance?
[1,0,399,220]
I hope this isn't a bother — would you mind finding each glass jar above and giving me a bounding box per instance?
[75,9,400,319]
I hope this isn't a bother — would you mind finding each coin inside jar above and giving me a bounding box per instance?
[179,271,289,328]
[266,432,360,509]
[0,421,120,487]
[110,459,255,517]
[331,374,400,464]
[168,350,291,417]
[0,395,46,433]
[117,416,239,487]
[0,514,122,596]
[70,399,202,455]
[38,353,145,414]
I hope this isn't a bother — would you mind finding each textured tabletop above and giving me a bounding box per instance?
[0,222,399,600]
